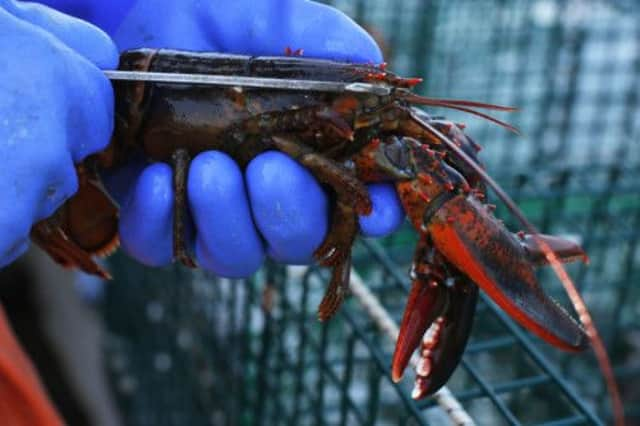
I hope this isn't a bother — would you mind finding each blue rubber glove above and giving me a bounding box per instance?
[0,0,117,267]
[38,0,406,277]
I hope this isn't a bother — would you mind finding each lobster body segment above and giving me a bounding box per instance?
[31,49,592,399]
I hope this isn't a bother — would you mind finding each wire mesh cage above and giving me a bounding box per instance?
[99,0,640,424]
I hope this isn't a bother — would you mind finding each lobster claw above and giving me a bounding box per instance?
[411,280,478,399]
[391,239,478,399]
[391,269,479,400]
[391,276,448,383]
[428,195,588,351]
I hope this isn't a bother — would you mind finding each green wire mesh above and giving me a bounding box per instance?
[100,1,640,424]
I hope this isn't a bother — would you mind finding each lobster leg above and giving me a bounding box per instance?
[314,203,358,320]
[317,253,352,321]
[270,136,372,219]
[271,135,372,320]
[270,135,370,264]
[313,200,359,266]
[171,148,196,268]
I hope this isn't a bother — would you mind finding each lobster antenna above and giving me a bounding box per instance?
[409,110,625,426]
[402,93,521,134]
[404,94,519,111]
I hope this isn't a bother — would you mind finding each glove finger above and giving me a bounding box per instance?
[34,148,79,221]
[283,0,383,62]
[118,163,173,266]
[52,36,115,163]
[246,151,328,264]
[207,0,382,63]
[110,0,223,51]
[188,151,265,278]
[0,6,114,164]
[48,51,114,163]
[359,183,405,237]
[1,5,115,163]
[3,0,118,68]
[33,0,133,35]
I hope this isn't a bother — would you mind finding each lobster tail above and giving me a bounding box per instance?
[31,166,118,279]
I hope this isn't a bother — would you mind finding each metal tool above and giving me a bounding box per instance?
[104,70,393,96]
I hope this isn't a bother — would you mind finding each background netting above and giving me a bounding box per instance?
[100,1,640,424]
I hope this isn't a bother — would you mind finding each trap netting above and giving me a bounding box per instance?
[100,0,640,424]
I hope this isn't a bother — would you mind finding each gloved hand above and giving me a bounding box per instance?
[37,0,406,278]
[0,0,117,267]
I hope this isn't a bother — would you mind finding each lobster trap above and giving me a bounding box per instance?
[98,0,640,424]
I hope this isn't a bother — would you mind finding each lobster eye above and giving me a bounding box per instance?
[383,136,412,169]
[377,136,416,179]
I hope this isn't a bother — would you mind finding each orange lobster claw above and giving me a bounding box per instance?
[428,195,588,351]
[389,138,588,393]
[411,281,478,399]
[391,277,448,383]
[391,235,479,396]
[391,271,479,399]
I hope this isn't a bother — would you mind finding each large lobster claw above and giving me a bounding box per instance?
[391,241,479,399]
[428,195,588,351]
[388,138,588,396]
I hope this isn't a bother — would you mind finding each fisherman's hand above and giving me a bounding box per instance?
[0,0,117,266]
[39,0,405,277]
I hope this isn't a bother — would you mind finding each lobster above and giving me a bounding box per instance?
[28,49,622,418]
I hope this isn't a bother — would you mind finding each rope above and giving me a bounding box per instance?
[347,268,475,426]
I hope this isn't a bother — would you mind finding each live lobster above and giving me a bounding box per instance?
[29,49,622,417]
